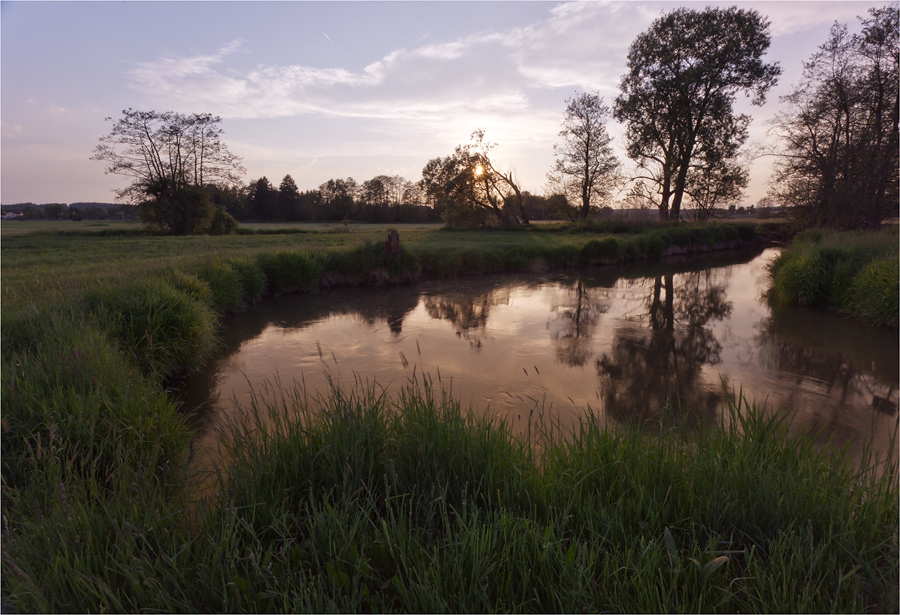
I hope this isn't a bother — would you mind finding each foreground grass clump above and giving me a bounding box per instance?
[769,227,899,327]
[2,380,896,612]
[189,383,896,614]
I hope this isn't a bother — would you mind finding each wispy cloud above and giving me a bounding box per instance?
[133,1,860,124]
[122,1,888,194]
[125,2,648,125]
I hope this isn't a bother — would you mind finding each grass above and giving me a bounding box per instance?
[6,218,895,612]
[4,380,895,613]
[769,227,899,327]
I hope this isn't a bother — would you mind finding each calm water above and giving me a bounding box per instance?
[178,248,898,469]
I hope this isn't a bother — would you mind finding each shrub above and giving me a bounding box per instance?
[580,237,622,264]
[206,205,238,235]
[229,257,268,304]
[770,254,831,307]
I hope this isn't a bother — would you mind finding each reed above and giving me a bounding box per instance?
[191,382,897,614]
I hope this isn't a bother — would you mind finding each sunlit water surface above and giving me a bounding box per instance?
[178,248,898,472]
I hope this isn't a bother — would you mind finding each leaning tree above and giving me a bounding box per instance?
[614,7,780,221]
[92,109,245,234]
[421,130,528,227]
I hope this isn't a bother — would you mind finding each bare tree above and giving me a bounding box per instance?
[549,92,621,221]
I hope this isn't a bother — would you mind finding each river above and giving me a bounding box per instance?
[177,247,898,472]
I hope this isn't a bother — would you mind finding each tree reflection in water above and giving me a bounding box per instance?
[597,269,733,429]
[755,300,899,426]
[549,280,609,367]
[422,290,511,349]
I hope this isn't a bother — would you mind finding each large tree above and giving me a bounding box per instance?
[548,92,621,221]
[247,176,278,220]
[92,109,244,234]
[318,178,357,221]
[614,7,780,221]
[769,7,899,230]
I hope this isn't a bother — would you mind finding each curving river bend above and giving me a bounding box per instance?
[177,248,898,471]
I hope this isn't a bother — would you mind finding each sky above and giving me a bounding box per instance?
[1,0,893,206]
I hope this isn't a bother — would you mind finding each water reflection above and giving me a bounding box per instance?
[550,280,609,367]
[597,271,732,428]
[177,248,898,468]
[423,288,511,349]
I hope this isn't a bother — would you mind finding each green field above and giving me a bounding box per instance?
[2,220,897,613]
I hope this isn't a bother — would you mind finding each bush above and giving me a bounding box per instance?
[206,205,239,235]
[579,237,622,264]
[770,254,831,307]
[229,257,268,304]
[192,261,246,313]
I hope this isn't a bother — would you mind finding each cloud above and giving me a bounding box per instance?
[126,2,652,125]
[759,1,884,37]
[1,121,24,138]
[122,1,871,196]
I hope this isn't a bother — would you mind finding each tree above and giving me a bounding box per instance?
[42,204,68,220]
[278,175,302,220]
[683,157,749,221]
[92,109,245,234]
[318,178,357,221]
[421,130,528,227]
[769,7,898,230]
[361,177,389,208]
[614,7,780,221]
[247,177,278,220]
[549,92,621,220]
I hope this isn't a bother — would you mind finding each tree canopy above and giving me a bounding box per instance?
[614,7,780,221]
[92,109,244,234]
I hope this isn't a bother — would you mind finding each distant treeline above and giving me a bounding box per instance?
[1,202,135,221]
[213,174,572,224]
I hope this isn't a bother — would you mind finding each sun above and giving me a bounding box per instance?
[474,165,484,176]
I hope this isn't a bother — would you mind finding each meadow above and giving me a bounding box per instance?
[1,219,897,613]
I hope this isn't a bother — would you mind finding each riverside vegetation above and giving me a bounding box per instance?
[1,220,897,613]
[769,227,899,328]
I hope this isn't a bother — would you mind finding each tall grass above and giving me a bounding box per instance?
[191,382,896,613]
[769,227,899,327]
[2,376,896,612]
